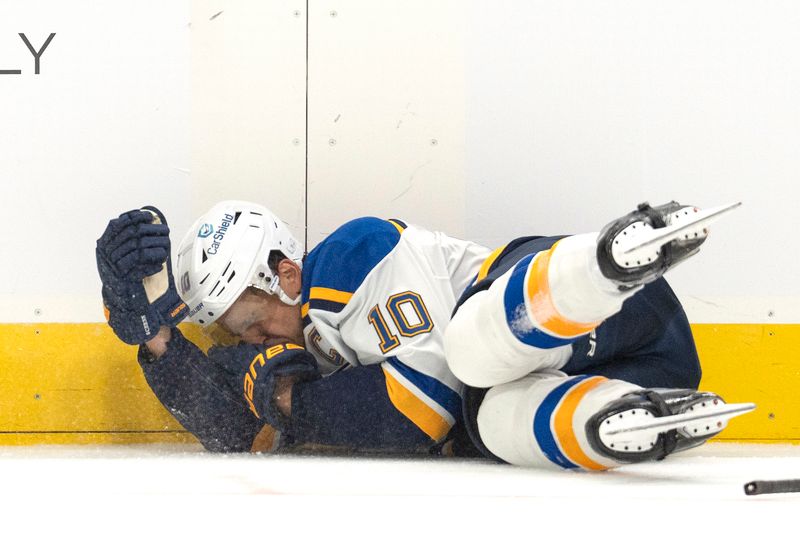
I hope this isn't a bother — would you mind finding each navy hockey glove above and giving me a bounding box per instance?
[96,206,188,345]
[208,342,320,431]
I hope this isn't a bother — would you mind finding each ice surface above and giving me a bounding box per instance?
[2,442,798,530]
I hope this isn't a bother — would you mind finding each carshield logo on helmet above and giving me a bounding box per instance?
[198,224,213,238]
[207,213,235,255]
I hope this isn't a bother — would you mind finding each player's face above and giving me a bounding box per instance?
[219,289,304,347]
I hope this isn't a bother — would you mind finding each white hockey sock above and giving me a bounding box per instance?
[445,233,640,388]
[477,372,640,470]
[546,233,638,324]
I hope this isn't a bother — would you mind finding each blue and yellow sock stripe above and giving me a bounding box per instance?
[532,375,609,471]
[503,244,600,348]
[381,358,461,442]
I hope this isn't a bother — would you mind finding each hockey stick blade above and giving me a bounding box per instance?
[744,479,800,496]
[603,402,756,437]
[619,201,742,255]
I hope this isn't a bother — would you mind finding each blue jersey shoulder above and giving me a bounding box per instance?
[301,217,406,319]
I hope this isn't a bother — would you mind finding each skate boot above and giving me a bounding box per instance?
[597,201,740,290]
[586,389,755,464]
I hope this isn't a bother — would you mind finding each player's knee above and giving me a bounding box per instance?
[445,287,573,388]
[444,289,518,387]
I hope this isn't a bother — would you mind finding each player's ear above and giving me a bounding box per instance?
[276,258,302,298]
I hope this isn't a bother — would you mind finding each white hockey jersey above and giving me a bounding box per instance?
[300,217,490,441]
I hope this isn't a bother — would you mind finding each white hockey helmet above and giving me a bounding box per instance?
[175,200,304,327]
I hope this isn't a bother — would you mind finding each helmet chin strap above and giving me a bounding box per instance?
[279,291,302,306]
[267,276,302,306]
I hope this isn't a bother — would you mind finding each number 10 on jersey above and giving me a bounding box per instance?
[367,291,434,354]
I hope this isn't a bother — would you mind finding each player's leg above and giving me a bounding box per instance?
[444,233,626,386]
[466,371,737,470]
[563,278,702,389]
[444,201,726,388]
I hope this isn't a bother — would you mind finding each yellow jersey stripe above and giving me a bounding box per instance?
[301,302,310,318]
[526,243,601,337]
[382,367,452,442]
[553,376,610,471]
[476,245,507,283]
[309,287,353,305]
[387,219,406,234]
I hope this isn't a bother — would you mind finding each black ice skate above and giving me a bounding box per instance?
[586,389,755,464]
[596,201,741,290]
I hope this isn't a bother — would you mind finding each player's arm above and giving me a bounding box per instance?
[143,326,172,358]
[229,341,435,452]
[285,318,461,451]
[285,363,440,451]
[274,218,465,451]
[138,327,268,452]
[96,209,268,452]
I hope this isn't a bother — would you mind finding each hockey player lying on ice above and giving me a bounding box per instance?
[96,200,752,470]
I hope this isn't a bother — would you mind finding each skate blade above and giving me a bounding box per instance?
[619,201,742,255]
[603,402,755,437]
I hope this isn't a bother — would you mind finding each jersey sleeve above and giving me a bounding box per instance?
[300,218,487,444]
[137,328,269,452]
[289,364,435,451]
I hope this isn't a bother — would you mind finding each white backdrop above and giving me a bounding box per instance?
[0,1,191,323]
[464,1,800,323]
[1,1,798,324]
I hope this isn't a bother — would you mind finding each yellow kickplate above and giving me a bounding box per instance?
[693,324,800,442]
[0,323,210,445]
[0,323,797,445]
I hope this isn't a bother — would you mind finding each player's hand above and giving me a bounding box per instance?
[208,342,320,429]
[96,209,170,281]
[96,206,188,345]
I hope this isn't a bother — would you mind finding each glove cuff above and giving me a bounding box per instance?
[152,289,189,328]
[251,361,320,430]
[240,346,320,431]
